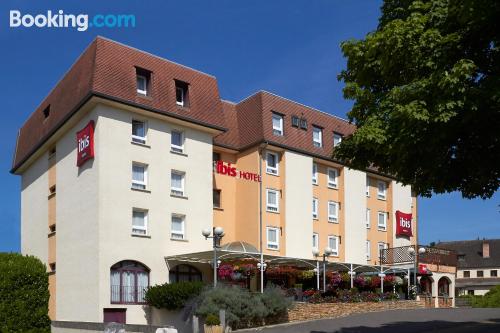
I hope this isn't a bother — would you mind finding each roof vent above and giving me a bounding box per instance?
[483,242,490,258]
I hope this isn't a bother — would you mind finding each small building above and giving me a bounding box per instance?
[437,239,500,296]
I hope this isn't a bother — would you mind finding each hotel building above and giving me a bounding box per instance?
[12,37,419,325]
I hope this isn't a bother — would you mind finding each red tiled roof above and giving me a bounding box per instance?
[12,37,355,172]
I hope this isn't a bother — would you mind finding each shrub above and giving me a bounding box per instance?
[0,253,50,333]
[195,285,291,329]
[205,314,220,326]
[145,281,204,310]
[471,286,500,308]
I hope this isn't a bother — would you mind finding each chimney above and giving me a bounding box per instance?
[483,242,490,258]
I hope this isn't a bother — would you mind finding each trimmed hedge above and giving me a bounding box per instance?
[471,286,500,308]
[0,253,50,333]
[145,281,204,310]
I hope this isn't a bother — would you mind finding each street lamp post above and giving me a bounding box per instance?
[202,226,225,288]
[407,246,426,298]
[313,247,332,292]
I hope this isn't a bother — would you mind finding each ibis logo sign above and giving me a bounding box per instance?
[214,160,261,182]
[76,120,95,167]
[395,210,413,237]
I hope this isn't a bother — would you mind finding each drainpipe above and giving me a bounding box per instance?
[258,142,268,293]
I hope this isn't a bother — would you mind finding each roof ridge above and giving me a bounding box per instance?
[95,36,217,79]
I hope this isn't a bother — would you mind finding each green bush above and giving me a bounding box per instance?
[205,314,220,326]
[0,253,50,333]
[471,286,500,308]
[145,281,204,310]
[195,286,291,329]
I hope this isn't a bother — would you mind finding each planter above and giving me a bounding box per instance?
[204,324,223,333]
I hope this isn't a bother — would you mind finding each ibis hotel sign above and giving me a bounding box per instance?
[215,161,261,182]
[76,120,95,167]
[395,210,413,237]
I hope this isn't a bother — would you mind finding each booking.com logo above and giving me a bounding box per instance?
[9,10,136,32]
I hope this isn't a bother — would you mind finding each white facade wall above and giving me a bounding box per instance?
[392,182,413,247]
[284,151,313,259]
[343,168,367,264]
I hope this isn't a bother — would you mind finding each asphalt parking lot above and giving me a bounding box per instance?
[239,308,500,333]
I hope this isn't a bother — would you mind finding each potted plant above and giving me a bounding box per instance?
[204,314,223,333]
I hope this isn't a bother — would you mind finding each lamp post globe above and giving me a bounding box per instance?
[408,246,415,255]
[202,228,211,237]
[214,226,224,236]
[312,248,320,257]
[418,247,426,254]
[324,247,332,256]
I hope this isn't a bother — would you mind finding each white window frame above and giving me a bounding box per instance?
[131,120,147,144]
[328,201,339,223]
[171,171,186,197]
[312,197,319,219]
[328,235,339,256]
[266,227,280,250]
[312,163,318,185]
[136,75,147,95]
[378,211,387,231]
[176,86,185,107]
[366,208,371,229]
[266,189,279,213]
[333,133,342,147]
[378,242,388,260]
[366,177,370,197]
[272,113,284,136]
[327,168,338,188]
[266,151,279,175]
[132,163,148,190]
[377,181,387,200]
[171,130,185,153]
[313,233,319,251]
[171,214,185,240]
[132,209,148,235]
[366,240,371,260]
[313,126,323,148]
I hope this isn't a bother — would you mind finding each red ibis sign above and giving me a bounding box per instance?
[215,161,261,182]
[395,210,413,237]
[76,120,95,167]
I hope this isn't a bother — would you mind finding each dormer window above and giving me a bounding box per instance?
[136,68,151,96]
[272,113,283,136]
[333,132,343,147]
[313,126,323,148]
[43,105,51,119]
[175,80,189,107]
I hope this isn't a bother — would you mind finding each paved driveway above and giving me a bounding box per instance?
[238,308,500,333]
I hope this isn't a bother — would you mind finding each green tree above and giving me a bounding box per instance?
[0,253,50,332]
[336,0,500,199]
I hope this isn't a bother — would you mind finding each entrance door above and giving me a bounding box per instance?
[103,308,126,324]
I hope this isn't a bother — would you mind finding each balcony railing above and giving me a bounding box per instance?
[110,285,147,304]
[380,245,457,267]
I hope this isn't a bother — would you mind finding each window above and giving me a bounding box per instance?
[377,211,387,231]
[267,227,279,250]
[213,189,221,208]
[213,152,221,162]
[477,270,484,278]
[313,126,322,147]
[266,151,279,175]
[333,132,343,147]
[136,68,151,96]
[366,209,371,229]
[132,209,148,235]
[312,233,319,250]
[327,168,338,188]
[366,177,370,197]
[328,201,339,223]
[377,181,387,200]
[171,214,185,240]
[366,240,371,260]
[43,105,50,119]
[132,163,147,190]
[272,113,284,136]
[132,120,147,144]
[463,271,470,278]
[312,163,318,184]
[110,261,149,304]
[378,242,387,260]
[171,130,185,153]
[300,118,308,129]
[169,264,202,283]
[171,171,185,196]
[491,270,498,277]
[312,198,319,219]
[291,116,300,127]
[175,80,189,107]
[328,236,339,256]
[266,189,279,212]
[467,290,475,295]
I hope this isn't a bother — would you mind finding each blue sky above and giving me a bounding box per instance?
[0,0,498,252]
